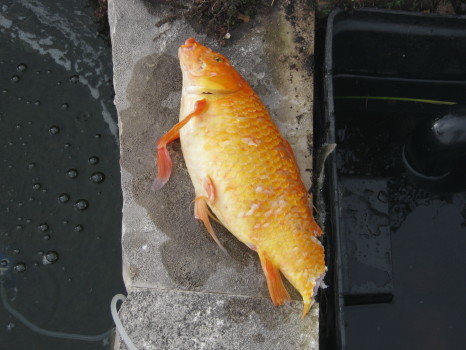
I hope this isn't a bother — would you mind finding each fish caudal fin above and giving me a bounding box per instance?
[258,251,291,306]
[152,99,208,191]
[194,196,227,254]
[302,297,313,318]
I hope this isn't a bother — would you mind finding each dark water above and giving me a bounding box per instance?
[335,105,466,350]
[0,1,125,349]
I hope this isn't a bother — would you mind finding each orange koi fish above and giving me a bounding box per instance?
[154,38,326,317]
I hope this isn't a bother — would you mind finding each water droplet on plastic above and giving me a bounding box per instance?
[77,111,92,122]
[69,75,79,83]
[66,169,78,179]
[90,172,105,184]
[14,263,26,273]
[38,223,49,232]
[58,193,70,203]
[74,224,83,232]
[74,199,89,211]
[49,125,60,135]
[88,156,99,165]
[33,183,41,190]
[11,75,20,83]
[17,63,27,72]
[61,103,69,109]
[43,251,59,264]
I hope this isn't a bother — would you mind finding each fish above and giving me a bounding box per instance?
[153,38,326,317]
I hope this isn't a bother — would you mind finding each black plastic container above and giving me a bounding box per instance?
[321,8,466,350]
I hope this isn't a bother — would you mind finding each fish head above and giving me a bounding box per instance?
[179,38,247,95]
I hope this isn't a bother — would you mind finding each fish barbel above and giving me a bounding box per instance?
[154,38,326,317]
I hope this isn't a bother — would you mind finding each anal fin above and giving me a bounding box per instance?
[258,250,291,306]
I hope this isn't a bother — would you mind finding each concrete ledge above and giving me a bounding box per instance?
[115,288,319,350]
[109,0,319,348]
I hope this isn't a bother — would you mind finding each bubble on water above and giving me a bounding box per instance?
[43,251,59,264]
[15,225,23,231]
[35,70,41,75]
[25,219,31,223]
[13,248,20,254]
[11,75,20,83]
[58,193,70,203]
[28,162,36,169]
[37,250,44,256]
[74,224,83,232]
[62,220,68,224]
[77,111,91,122]
[38,223,49,232]
[66,169,78,179]
[94,134,101,139]
[0,259,9,268]
[74,199,89,211]
[88,156,99,165]
[28,197,34,202]
[33,183,41,190]
[64,143,71,149]
[6,322,15,332]
[57,81,62,86]
[61,103,69,109]
[33,100,41,107]
[46,69,52,74]
[90,172,105,184]
[17,202,23,207]
[49,125,60,135]
[17,63,27,72]
[69,75,79,83]
[43,234,51,240]
[14,263,26,273]
[1,89,7,94]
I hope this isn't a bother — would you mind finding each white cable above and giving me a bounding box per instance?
[0,280,111,342]
[111,294,138,350]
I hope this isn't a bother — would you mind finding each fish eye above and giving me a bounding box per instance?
[214,56,224,62]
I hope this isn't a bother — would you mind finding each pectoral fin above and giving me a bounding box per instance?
[258,250,291,306]
[152,99,207,190]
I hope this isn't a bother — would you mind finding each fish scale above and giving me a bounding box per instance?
[154,38,326,317]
